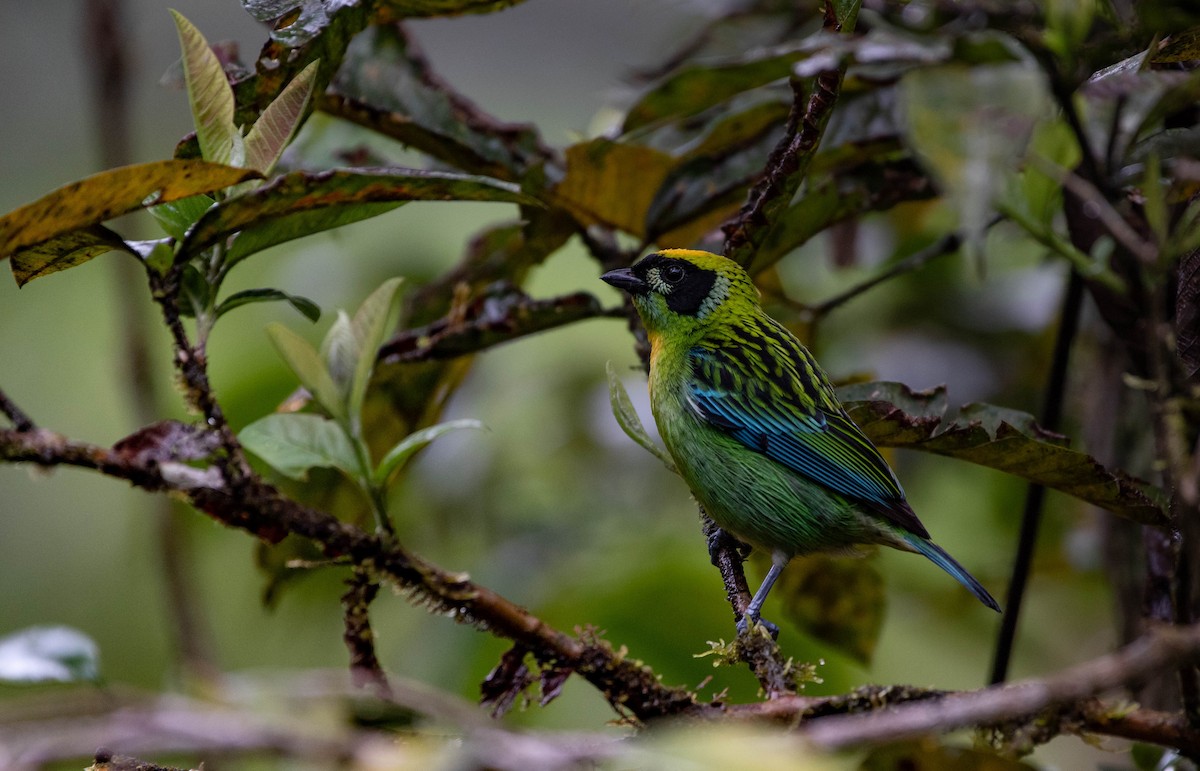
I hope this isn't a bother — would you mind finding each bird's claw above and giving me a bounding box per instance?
[707,527,751,567]
[736,613,780,640]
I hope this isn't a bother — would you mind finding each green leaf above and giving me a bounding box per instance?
[225,201,402,266]
[838,381,1168,525]
[0,626,101,683]
[178,168,537,263]
[239,412,360,481]
[244,60,318,174]
[347,278,404,430]
[329,24,545,179]
[554,140,676,238]
[372,418,484,486]
[216,288,321,322]
[775,553,884,666]
[623,44,809,132]
[0,160,259,261]
[9,225,133,287]
[149,194,216,240]
[606,361,677,474]
[266,322,345,421]
[171,10,241,166]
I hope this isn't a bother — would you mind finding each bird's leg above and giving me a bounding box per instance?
[737,555,789,638]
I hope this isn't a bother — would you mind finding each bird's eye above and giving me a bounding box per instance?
[661,264,686,284]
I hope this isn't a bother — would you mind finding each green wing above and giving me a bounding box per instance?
[685,316,928,538]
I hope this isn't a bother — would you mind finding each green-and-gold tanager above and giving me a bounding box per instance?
[601,249,1000,633]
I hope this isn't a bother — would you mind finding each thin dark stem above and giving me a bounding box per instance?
[84,0,222,690]
[800,231,965,321]
[342,568,393,700]
[990,268,1085,684]
[0,388,35,432]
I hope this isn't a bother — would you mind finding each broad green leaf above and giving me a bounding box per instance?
[149,194,216,240]
[775,553,884,665]
[171,10,241,166]
[838,381,1167,525]
[9,225,133,287]
[266,322,345,421]
[239,412,360,481]
[623,44,810,132]
[554,140,676,238]
[216,287,321,322]
[0,626,100,683]
[606,361,677,474]
[829,0,860,29]
[372,418,484,486]
[226,201,402,266]
[348,278,404,430]
[244,60,318,174]
[329,25,544,179]
[177,168,536,262]
[902,63,1049,259]
[243,0,529,46]
[0,160,258,260]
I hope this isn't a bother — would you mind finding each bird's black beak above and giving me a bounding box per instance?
[600,267,648,295]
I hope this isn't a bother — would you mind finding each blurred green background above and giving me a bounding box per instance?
[0,1,1117,766]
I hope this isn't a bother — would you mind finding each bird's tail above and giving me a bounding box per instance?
[902,534,1001,612]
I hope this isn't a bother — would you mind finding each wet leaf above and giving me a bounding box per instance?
[776,553,885,665]
[172,10,241,166]
[266,322,345,421]
[554,139,676,237]
[330,25,545,179]
[9,225,133,287]
[623,43,809,132]
[178,168,536,263]
[838,382,1167,525]
[216,287,321,322]
[239,412,361,481]
[0,160,259,260]
[244,60,318,174]
[606,361,677,474]
[372,418,483,486]
[0,626,100,683]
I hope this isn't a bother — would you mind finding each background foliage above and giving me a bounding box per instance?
[1,0,1199,769]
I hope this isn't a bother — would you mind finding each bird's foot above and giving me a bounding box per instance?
[707,527,752,567]
[736,613,779,640]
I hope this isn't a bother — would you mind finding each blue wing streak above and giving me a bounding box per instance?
[686,344,929,538]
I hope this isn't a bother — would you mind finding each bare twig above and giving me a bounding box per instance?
[341,568,392,700]
[0,387,35,431]
[0,425,701,723]
[795,622,1200,751]
[722,3,850,268]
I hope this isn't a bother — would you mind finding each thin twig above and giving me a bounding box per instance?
[0,387,35,432]
[796,622,1200,751]
[342,568,393,700]
[723,2,849,268]
[989,268,1085,684]
[0,426,701,723]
